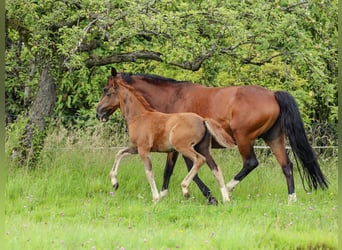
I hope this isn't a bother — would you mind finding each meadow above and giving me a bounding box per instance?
[5,127,338,249]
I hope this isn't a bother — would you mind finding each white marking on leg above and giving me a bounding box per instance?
[212,166,230,203]
[220,187,230,203]
[181,166,198,197]
[160,189,168,198]
[226,179,240,192]
[145,169,160,203]
[181,157,204,197]
[140,153,160,203]
[288,193,297,204]
[110,147,133,188]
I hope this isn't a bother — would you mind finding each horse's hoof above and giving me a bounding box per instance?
[184,192,190,199]
[160,189,168,197]
[113,183,119,190]
[288,193,297,204]
[208,197,218,206]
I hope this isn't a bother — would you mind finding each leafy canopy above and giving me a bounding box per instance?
[6,0,337,126]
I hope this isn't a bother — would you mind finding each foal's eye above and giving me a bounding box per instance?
[103,87,111,96]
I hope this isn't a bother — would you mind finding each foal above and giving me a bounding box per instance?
[96,74,235,203]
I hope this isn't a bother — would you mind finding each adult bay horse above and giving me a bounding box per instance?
[100,67,328,204]
[96,72,235,203]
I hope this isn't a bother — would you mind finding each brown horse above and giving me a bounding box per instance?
[96,71,235,203]
[99,67,328,205]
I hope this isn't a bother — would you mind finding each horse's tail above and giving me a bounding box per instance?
[204,119,235,148]
[274,91,328,190]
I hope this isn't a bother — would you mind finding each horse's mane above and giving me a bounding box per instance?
[118,79,156,112]
[121,72,189,85]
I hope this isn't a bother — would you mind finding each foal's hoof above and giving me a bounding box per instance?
[184,192,190,199]
[113,183,119,190]
[208,197,218,206]
[152,196,160,204]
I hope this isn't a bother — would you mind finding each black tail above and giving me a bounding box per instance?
[274,91,328,191]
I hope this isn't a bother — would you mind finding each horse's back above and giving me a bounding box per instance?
[177,84,279,137]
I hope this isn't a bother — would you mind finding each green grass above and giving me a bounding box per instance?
[5,140,338,249]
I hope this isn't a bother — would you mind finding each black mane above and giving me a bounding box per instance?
[120,72,189,85]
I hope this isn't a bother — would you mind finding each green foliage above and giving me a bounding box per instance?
[5,115,29,158]
[5,0,337,128]
[5,114,48,167]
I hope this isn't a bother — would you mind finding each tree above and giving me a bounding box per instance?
[5,0,337,166]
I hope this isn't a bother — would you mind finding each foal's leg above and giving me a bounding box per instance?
[138,148,160,203]
[179,149,206,198]
[182,156,218,205]
[195,136,229,203]
[160,151,218,204]
[199,154,230,203]
[160,151,179,198]
[110,147,138,190]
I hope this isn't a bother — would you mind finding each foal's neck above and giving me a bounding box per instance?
[119,85,153,123]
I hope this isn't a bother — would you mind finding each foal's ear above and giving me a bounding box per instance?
[111,67,117,77]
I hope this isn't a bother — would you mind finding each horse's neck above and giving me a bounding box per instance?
[119,86,149,123]
[132,80,185,111]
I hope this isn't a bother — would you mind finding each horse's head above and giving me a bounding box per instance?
[96,68,121,122]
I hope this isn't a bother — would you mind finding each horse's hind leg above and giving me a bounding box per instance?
[195,139,230,203]
[265,135,296,204]
[110,147,137,190]
[160,151,179,198]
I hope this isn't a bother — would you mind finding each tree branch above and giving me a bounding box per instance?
[85,50,162,68]
[85,28,226,71]
[169,27,225,71]
[241,52,283,66]
[280,1,308,12]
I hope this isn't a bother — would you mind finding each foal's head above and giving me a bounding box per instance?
[96,68,121,122]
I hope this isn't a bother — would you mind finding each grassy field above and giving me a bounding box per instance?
[5,130,338,249]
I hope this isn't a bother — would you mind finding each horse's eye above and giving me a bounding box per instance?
[103,87,108,93]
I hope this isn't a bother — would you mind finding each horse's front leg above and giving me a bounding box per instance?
[139,150,160,203]
[226,146,259,192]
[160,151,179,198]
[110,147,137,190]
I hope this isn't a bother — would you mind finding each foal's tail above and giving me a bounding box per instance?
[274,91,328,191]
[204,119,235,148]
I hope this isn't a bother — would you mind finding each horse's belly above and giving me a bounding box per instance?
[150,139,174,152]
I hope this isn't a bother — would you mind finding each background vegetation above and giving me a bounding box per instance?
[5,0,337,165]
[5,1,338,249]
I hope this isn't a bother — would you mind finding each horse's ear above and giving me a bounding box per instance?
[111,67,117,77]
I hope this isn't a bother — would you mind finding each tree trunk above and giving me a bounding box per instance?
[14,65,57,167]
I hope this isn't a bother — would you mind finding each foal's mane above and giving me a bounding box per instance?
[118,78,156,112]
[121,72,189,85]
